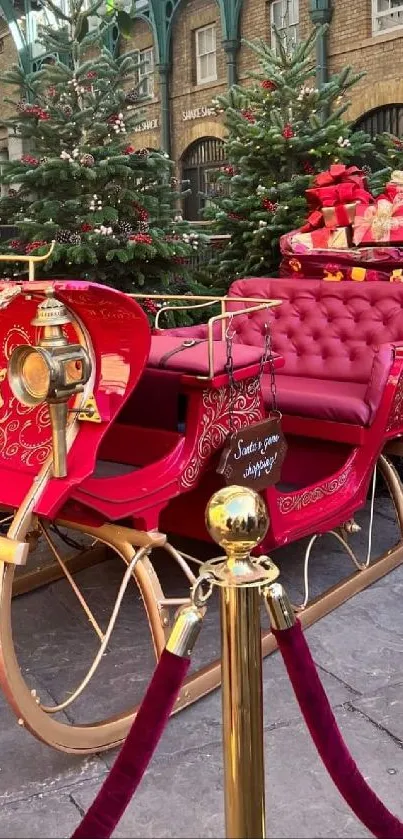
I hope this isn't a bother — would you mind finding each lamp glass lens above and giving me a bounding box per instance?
[64,358,83,386]
[21,352,50,400]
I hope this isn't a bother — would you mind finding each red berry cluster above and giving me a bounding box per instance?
[223,164,235,176]
[81,222,93,232]
[107,114,119,124]
[228,212,243,221]
[261,80,276,91]
[26,241,47,253]
[241,109,256,123]
[21,154,39,166]
[133,202,149,222]
[9,240,24,250]
[20,103,50,120]
[86,71,97,79]
[393,137,403,150]
[143,298,158,315]
[262,198,278,212]
[124,145,135,155]
[129,233,153,244]
[282,124,294,140]
[303,160,314,174]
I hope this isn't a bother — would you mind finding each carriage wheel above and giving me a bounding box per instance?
[0,519,168,754]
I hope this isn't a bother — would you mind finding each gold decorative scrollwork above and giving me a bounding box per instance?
[278,467,352,515]
[180,378,264,490]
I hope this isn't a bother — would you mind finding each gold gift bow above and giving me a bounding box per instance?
[355,199,403,243]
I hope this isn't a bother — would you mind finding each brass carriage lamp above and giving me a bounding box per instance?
[8,289,91,478]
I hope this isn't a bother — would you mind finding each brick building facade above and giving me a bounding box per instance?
[1,0,403,216]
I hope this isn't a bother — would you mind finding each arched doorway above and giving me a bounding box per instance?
[355,104,403,137]
[181,137,227,221]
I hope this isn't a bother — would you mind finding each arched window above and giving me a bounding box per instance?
[355,105,403,138]
[181,137,227,221]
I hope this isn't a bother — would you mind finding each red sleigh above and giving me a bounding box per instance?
[1,248,403,755]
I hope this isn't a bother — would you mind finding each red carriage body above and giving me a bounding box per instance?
[1,273,403,754]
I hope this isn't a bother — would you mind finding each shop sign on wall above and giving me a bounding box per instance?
[134,118,159,133]
[182,105,216,122]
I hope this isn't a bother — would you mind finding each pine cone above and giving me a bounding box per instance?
[105,182,122,196]
[56,229,73,244]
[138,220,149,233]
[125,88,139,105]
[40,157,48,164]
[135,148,149,158]
[81,153,95,167]
[69,233,81,245]
[63,105,73,117]
[117,221,133,236]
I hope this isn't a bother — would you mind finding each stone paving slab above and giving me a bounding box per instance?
[0,683,103,808]
[0,792,83,839]
[352,682,403,741]
[304,566,403,695]
[0,497,402,837]
[70,706,403,839]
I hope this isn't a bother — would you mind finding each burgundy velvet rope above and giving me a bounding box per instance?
[273,620,403,839]
[72,649,190,839]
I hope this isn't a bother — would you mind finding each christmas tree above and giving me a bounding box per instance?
[204,26,388,280]
[0,0,205,295]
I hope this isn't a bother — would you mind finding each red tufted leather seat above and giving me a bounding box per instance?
[162,279,403,428]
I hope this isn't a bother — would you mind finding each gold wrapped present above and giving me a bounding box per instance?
[322,202,357,229]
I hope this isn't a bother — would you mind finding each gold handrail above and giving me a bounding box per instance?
[206,302,281,379]
[131,293,282,341]
[0,241,55,281]
[134,294,282,379]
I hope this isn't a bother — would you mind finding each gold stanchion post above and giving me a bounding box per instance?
[204,486,280,839]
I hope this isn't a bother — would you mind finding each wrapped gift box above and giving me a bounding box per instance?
[322,202,357,229]
[291,226,351,251]
[353,197,403,246]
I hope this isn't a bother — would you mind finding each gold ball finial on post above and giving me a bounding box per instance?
[205,485,269,557]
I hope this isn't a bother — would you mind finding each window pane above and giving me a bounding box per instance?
[197,29,206,55]
[374,0,403,30]
[207,51,216,78]
[199,54,208,80]
[272,1,282,27]
[289,0,299,25]
[205,26,215,52]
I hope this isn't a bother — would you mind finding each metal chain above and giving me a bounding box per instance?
[225,317,237,434]
[259,324,278,414]
[225,314,279,428]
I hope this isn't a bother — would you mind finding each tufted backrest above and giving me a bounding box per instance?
[227,278,403,383]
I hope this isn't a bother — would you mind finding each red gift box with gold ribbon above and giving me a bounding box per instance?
[353,196,403,246]
[301,165,372,234]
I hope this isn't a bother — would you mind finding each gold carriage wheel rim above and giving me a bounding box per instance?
[0,520,167,753]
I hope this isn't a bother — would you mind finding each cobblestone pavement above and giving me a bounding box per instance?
[1,494,403,838]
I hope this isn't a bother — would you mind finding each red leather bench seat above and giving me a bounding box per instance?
[162,279,403,427]
[264,377,368,425]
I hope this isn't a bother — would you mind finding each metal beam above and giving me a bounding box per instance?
[0,0,30,70]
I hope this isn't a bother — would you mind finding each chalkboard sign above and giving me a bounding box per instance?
[217,415,287,491]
